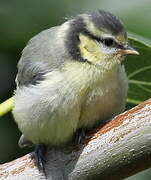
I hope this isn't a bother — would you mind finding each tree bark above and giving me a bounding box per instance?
[0,99,151,180]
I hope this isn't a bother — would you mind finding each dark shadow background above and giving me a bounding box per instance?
[0,0,151,179]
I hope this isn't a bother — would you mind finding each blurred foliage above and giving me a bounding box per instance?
[0,0,151,179]
[126,33,151,106]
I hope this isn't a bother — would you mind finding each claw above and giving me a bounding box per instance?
[74,128,86,144]
[34,144,47,174]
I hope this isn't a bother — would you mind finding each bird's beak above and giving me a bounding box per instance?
[118,44,139,56]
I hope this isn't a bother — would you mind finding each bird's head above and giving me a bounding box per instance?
[65,10,139,70]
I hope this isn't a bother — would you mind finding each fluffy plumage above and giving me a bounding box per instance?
[13,10,130,147]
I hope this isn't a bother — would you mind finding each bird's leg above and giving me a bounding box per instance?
[34,144,47,174]
[74,128,86,144]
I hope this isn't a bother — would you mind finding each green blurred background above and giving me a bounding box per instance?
[0,0,151,179]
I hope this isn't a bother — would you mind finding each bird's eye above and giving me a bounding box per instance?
[103,38,114,47]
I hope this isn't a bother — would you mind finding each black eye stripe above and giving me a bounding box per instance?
[82,30,124,49]
[95,37,121,48]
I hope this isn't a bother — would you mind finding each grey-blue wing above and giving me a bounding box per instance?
[16,26,65,87]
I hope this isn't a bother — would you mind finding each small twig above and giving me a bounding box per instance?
[0,97,14,117]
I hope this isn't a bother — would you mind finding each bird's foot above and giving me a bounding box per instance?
[34,144,47,174]
[74,128,86,144]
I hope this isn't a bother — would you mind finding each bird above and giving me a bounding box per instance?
[12,10,139,172]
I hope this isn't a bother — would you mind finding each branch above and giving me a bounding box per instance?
[0,97,14,117]
[0,99,151,180]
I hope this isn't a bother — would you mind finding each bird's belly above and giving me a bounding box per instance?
[79,75,128,128]
[31,114,78,145]
[14,107,79,146]
[13,84,81,146]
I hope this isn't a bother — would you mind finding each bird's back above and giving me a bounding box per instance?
[16,25,68,87]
